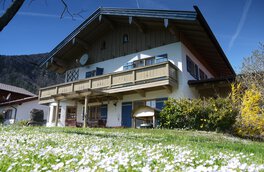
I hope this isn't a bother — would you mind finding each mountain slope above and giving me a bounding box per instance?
[0,53,64,94]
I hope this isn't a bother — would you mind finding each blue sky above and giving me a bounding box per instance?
[0,0,263,73]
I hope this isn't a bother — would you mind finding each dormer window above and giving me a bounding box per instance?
[123,34,129,43]
[101,41,106,50]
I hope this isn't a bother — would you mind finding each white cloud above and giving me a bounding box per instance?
[228,0,252,50]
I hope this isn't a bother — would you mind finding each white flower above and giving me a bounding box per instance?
[52,162,64,170]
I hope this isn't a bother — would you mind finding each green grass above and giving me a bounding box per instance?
[31,127,264,163]
[0,126,264,171]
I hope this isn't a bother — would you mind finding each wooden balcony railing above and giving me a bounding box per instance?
[39,61,178,103]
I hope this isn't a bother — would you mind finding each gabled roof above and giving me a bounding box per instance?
[40,6,235,77]
[0,83,36,97]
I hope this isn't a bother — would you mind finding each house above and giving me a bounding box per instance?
[0,83,49,124]
[39,6,235,128]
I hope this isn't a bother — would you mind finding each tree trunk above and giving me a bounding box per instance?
[0,0,25,32]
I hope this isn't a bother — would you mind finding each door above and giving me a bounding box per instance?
[122,102,132,127]
[65,106,77,126]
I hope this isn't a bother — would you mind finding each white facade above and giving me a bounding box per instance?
[47,42,214,127]
[0,100,49,125]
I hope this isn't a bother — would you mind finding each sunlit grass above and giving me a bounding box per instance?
[0,126,263,171]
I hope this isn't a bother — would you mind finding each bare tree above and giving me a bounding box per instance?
[0,0,25,32]
[0,0,82,32]
[238,43,264,95]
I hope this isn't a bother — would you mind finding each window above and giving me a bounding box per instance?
[123,54,168,71]
[194,64,199,79]
[155,54,168,63]
[100,105,108,120]
[199,69,208,80]
[145,57,155,66]
[66,69,79,82]
[156,98,168,110]
[4,109,12,120]
[101,41,106,50]
[85,67,104,78]
[133,59,145,68]
[146,100,156,108]
[123,62,134,70]
[186,56,198,80]
[123,34,129,43]
[89,106,101,120]
[86,71,95,78]
[96,67,104,76]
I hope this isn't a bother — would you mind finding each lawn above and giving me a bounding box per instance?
[0,126,264,171]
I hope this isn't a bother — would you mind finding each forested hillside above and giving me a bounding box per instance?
[0,53,64,94]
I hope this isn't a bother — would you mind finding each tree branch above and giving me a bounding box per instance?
[0,0,25,32]
[60,0,73,20]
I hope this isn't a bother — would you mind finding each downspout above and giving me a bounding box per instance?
[10,105,17,123]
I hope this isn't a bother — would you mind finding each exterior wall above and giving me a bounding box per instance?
[0,100,49,125]
[48,41,216,127]
[70,42,181,80]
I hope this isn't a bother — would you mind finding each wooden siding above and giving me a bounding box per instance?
[64,25,179,66]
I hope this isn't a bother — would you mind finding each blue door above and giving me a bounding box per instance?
[122,102,132,127]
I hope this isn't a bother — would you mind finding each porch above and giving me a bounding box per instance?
[41,61,178,127]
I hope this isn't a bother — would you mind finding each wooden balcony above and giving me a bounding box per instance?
[39,61,178,104]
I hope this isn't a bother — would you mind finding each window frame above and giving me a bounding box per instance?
[186,56,199,80]
[4,109,12,120]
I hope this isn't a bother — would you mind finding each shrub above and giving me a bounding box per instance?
[233,84,264,138]
[14,120,29,127]
[0,113,4,124]
[159,97,238,132]
[30,109,44,122]
[207,97,238,132]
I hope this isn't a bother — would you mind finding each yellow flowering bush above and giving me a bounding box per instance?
[233,84,264,138]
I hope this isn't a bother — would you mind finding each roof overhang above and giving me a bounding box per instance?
[188,76,235,86]
[0,96,38,107]
[40,6,235,77]
[188,76,235,97]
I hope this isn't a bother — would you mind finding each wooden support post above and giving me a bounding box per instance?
[83,95,88,128]
[153,115,156,128]
[55,100,60,126]
[133,117,136,128]
[132,70,136,84]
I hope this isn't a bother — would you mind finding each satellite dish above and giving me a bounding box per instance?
[79,53,89,66]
